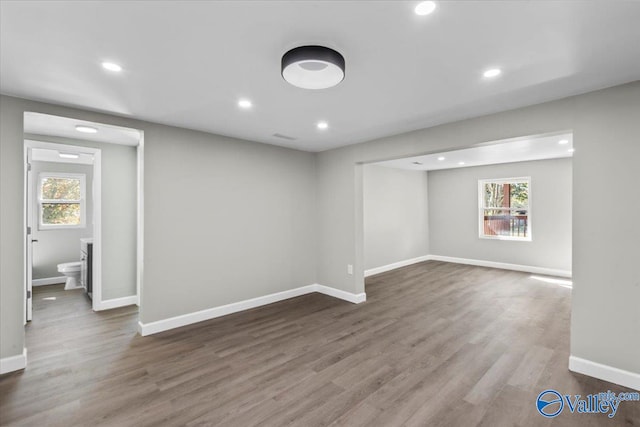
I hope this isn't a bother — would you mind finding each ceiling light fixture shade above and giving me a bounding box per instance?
[415,1,437,16]
[101,62,122,72]
[483,68,502,78]
[75,125,98,133]
[282,45,345,90]
[238,99,252,109]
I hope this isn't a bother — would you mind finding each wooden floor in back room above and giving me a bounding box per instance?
[1,261,638,426]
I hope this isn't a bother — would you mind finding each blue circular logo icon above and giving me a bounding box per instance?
[536,389,564,418]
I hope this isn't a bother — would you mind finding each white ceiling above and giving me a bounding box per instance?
[2,1,639,152]
[25,112,141,146]
[374,132,573,171]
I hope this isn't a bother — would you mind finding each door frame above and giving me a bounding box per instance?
[25,147,32,322]
[23,140,102,315]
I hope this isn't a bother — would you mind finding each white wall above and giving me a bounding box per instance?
[316,82,640,378]
[428,158,572,273]
[31,161,94,279]
[363,165,428,270]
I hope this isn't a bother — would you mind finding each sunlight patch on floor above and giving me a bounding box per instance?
[530,275,572,288]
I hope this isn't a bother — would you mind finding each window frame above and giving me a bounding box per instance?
[38,172,86,230]
[478,176,531,242]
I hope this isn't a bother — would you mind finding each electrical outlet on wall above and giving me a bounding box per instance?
[347,264,353,275]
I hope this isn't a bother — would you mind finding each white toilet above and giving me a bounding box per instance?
[57,261,82,290]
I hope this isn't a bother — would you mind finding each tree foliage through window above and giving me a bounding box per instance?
[480,178,530,239]
[39,175,84,226]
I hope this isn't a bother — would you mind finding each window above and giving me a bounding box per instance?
[38,173,86,229]
[479,177,530,241]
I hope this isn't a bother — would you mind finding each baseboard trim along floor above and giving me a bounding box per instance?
[569,355,640,391]
[364,255,431,277]
[32,276,66,286]
[427,255,572,278]
[365,254,571,279]
[95,295,138,311]
[0,348,27,375]
[138,284,366,336]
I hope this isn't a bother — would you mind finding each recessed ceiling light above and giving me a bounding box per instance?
[75,125,98,134]
[483,68,502,78]
[317,121,329,130]
[412,161,423,165]
[568,148,575,153]
[558,139,569,145]
[282,46,345,90]
[437,156,445,161]
[415,1,437,16]
[59,152,79,159]
[101,62,122,72]
[238,99,252,109]
[458,161,465,165]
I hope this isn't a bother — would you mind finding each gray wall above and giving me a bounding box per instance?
[25,136,138,300]
[1,94,317,360]
[571,87,640,375]
[142,124,317,322]
[316,82,640,375]
[31,161,94,279]
[363,165,429,270]
[2,83,638,379]
[428,158,572,272]
[94,139,136,300]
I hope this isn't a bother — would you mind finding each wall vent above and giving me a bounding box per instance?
[272,133,297,141]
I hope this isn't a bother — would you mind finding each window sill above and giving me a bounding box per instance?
[39,225,85,231]
[479,235,531,242]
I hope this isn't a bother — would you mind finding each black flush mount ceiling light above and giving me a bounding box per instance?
[281,45,345,90]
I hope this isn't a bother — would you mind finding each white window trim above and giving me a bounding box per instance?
[478,176,532,242]
[38,172,86,230]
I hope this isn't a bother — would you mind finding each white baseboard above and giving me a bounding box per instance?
[94,295,138,311]
[364,254,571,278]
[569,355,640,391]
[32,276,66,286]
[0,348,27,375]
[364,255,431,277]
[427,255,572,278]
[315,284,367,303]
[138,284,365,336]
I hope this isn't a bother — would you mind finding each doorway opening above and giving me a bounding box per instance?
[25,140,100,319]
[23,113,144,329]
[361,131,574,285]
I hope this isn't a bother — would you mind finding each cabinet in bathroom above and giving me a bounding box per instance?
[80,239,93,299]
